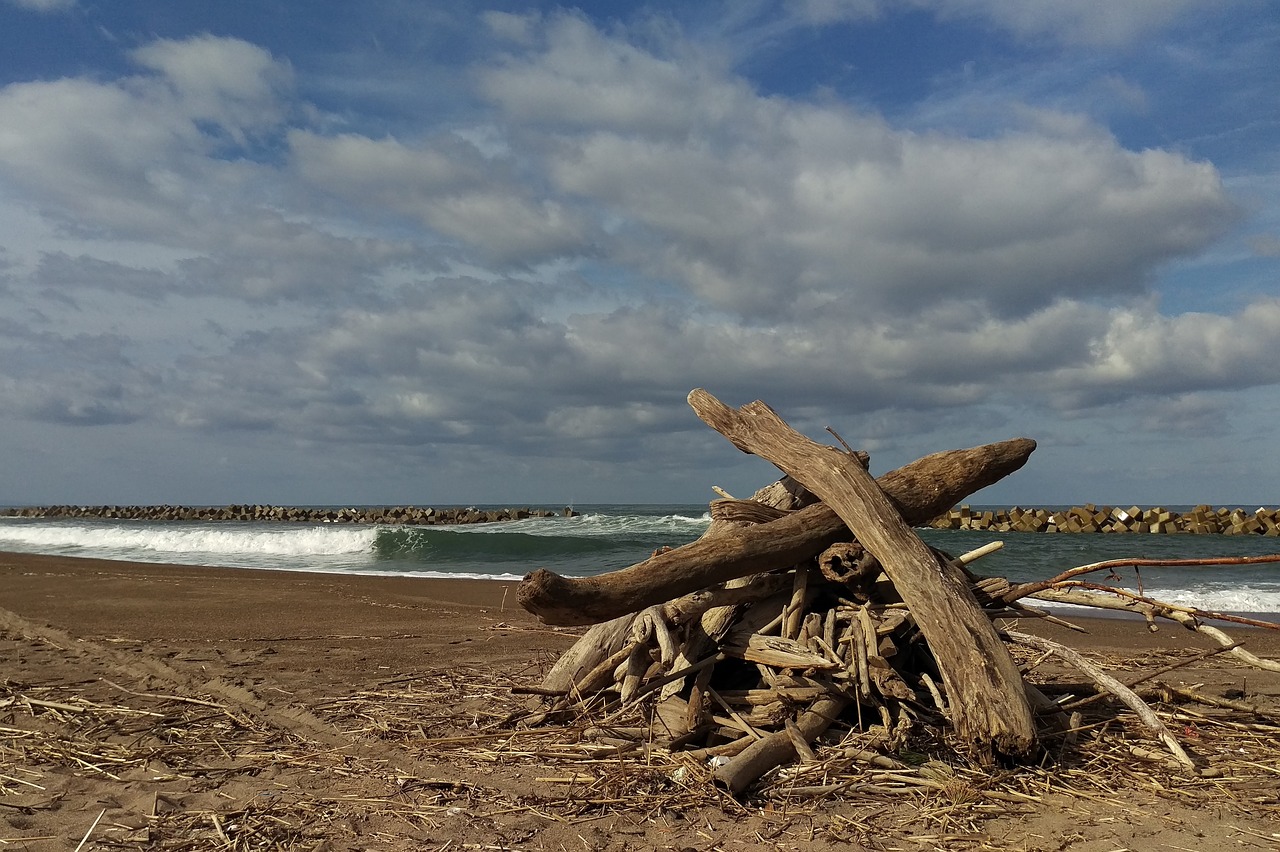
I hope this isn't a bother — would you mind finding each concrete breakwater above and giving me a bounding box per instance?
[1,504,571,525]
[931,504,1280,536]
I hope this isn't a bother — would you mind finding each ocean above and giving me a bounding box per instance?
[2,504,1279,615]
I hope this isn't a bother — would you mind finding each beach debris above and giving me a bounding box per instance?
[518,429,1037,626]
[518,388,1280,796]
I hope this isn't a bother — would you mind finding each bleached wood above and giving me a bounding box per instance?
[687,389,1036,757]
[519,429,1037,626]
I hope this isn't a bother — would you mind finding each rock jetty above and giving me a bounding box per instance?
[931,504,1280,535]
[1,504,573,525]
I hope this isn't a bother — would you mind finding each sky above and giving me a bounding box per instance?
[1,0,1278,508]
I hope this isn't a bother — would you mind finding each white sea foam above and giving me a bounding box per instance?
[0,522,376,558]
[1140,586,1280,614]
[447,511,711,538]
[282,566,526,583]
[3,511,1276,614]
[1033,587,1280,616]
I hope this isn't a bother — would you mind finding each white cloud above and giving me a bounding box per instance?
[289,129,594,267]
[129,35,294,143]
[1,13,1276,502]
[3,0,74,10]
[483,10,540,45]
[0,35,295,243]
[290,132,489,201]
[1250,234,1280,257]
[0,36,428,304]
[786,0,881,26]
[482,14,1237,323]
[480,13,749,137]
[1067,299,1280,400]
[0,77,204,231]
[786,0,1212,45]
[931,0,1205,44]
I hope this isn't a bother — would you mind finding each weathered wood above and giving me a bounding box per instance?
[709,498,790,525]
[688,389,1036,757]
[713,695,849,794]
[657,572,792,699]
[1005,629,1195,772]
[519,435,1037,626]
[656,481,814,697]
[1027,586,1280,673]
[539,615,636,694]
[721,633,841,671]
[542,574,793,697]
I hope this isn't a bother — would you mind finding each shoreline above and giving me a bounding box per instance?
[0,551,528,643]
[4,549,1278,652]
[4,548,1279,626]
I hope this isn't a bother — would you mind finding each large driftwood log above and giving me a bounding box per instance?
[519,437,1037,626]
[688,389,1036,757]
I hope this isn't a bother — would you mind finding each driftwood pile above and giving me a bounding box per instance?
[517,390,1280,796]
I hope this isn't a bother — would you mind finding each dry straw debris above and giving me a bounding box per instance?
[3,609,1279,850]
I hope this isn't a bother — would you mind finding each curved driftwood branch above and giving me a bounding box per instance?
[1006,629,1196,773]
[519,434,1036,626]
[1028,586,1280,673]
[1005,554,1280,604]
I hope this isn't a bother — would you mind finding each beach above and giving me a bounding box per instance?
[3,551,1279,850]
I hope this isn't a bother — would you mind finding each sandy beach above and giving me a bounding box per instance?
[3,551,1279,850]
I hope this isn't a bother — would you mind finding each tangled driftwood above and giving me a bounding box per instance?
[517,390,1280,796]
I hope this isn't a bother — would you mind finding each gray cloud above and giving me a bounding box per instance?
[31,253,176,302]
[3,330,155,426]
[481,14,1238,324]
[3,0,74,10]
[0,17,1276,503]
[786,0,1214,45]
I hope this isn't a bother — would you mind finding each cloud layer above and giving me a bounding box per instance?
[1,6,1277,504]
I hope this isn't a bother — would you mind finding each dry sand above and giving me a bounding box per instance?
[2,551,1278,850]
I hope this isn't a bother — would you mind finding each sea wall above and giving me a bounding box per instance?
[930,504,1280,536]
[0,504,569,525]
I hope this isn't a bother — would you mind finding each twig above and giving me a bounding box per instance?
[1057,641,1245,712]
[1154,682,1280,720]
[707,689,763,741]
[1005,630,1197,773]
[73,808,106,852]
[1026,585,1280,673]
[1057,581,1280,630]
[103,679,234,710]
[1004,554,1280,603]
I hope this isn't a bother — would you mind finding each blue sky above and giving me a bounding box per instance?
[1,0,1278,507]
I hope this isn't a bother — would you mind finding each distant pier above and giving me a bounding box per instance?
[0,504,575,525]
[931,504,1280,535]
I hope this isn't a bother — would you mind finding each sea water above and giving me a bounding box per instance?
[2,504,1278,614]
